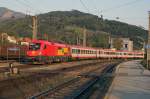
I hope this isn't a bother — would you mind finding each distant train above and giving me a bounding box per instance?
[26,40,144,64]
[0,44,27,60]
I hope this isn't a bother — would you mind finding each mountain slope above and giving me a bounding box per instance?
[0,7,25,20]
[0,9,148,49]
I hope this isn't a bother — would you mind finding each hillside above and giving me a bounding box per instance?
[0,9,148,49]
[0,7,25,20]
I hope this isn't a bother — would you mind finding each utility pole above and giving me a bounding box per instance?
[32,16,38,40]
[147,11,150,69]
[76,36,79,45]
[83,27,86,47]
[108,34,111,48]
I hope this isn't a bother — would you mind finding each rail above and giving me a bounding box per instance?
[29,63,119,99]
[65,63,117,99]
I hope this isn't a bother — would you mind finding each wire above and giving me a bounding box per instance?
[79,0,90,13]
[15,0,41,15]
[91,0,100,15]
[101,0,142,13]
[23,0,42,14]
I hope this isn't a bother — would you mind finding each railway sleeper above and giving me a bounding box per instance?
[65,63,118,99]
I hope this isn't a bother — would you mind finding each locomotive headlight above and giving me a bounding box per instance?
[32,51,35,55]
[39,52,42,55]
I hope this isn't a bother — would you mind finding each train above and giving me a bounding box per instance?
[26,40,144,64]
[0,44,27,60]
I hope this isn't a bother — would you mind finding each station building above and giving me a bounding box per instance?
[110,37,133,51]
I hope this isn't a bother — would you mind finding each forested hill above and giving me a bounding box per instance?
[0,9,148,49]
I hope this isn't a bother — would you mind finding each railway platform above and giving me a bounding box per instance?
[105,60,150,99]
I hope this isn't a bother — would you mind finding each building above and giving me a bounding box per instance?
[0,33,17,44]
[110,37,133,51]
[121,38,133,51]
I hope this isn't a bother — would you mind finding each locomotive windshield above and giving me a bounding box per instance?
[29,43,41,50]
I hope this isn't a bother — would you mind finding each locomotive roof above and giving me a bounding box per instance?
[31,40,69,47]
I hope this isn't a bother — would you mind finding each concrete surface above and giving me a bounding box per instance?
[105,60,150,99]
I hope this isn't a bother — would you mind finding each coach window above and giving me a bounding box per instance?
[77,49,80,54]
[81,50,84,54]
[75,49,77,54]
[72,49,75,54]
[73,49,77,54]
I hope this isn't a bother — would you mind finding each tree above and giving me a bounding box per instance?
[113,38,123,50]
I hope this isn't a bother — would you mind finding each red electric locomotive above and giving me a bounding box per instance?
[27,40,70,63]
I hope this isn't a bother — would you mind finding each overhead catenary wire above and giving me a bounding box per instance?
[89,0,145,21]
[23,0,42,14]
[15,0,41,15]
[79,0,90,13]
[21,0,42,39]
[100,0,142,13]
[89,0,143,16]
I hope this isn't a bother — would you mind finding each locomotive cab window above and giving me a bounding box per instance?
[29,43,41,50]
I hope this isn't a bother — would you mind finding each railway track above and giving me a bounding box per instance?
[0,60,120,99]
[0,59,115,74]
[74,63,117,99]
[0,60,109,73]
[29,63,119,99]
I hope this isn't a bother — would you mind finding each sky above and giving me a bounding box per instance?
[0,0,150,29]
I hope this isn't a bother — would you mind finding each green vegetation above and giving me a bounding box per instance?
[113,38,123,50]
[0,10,148,49]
